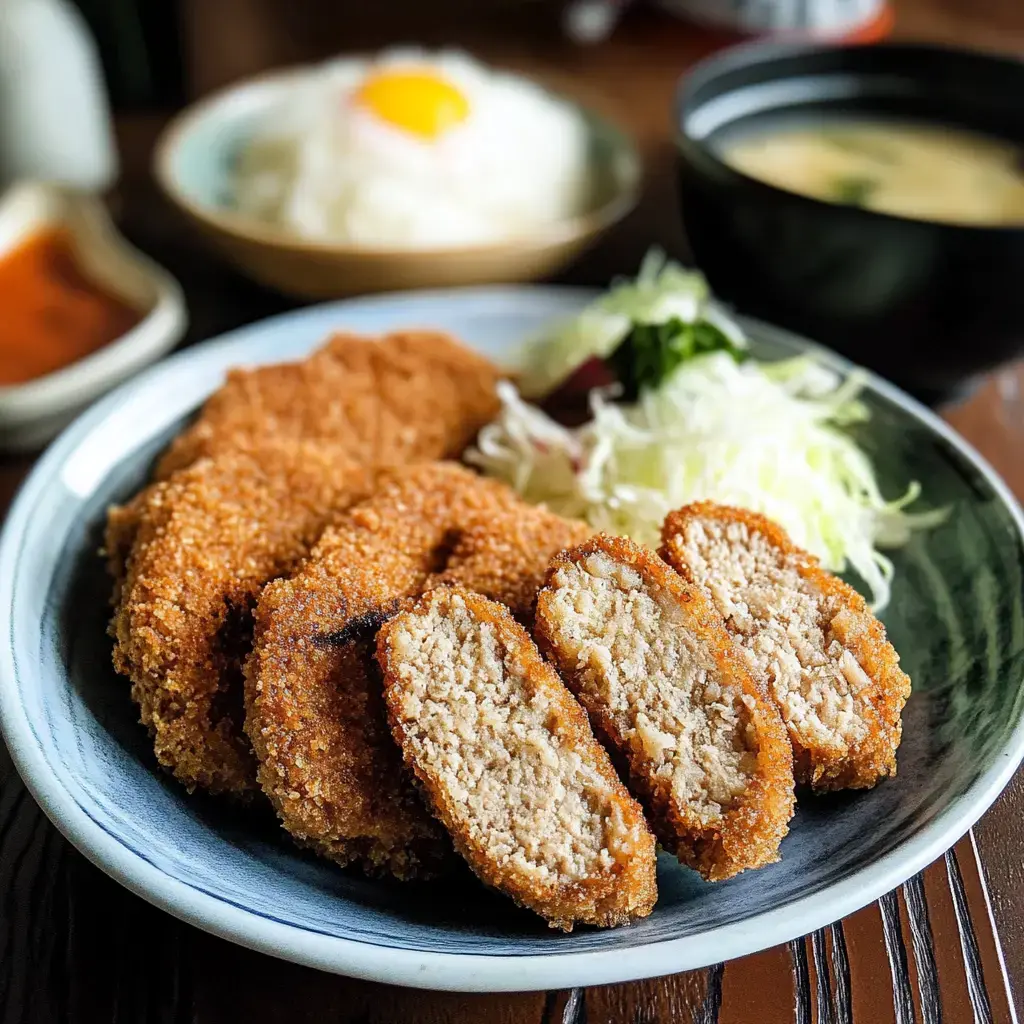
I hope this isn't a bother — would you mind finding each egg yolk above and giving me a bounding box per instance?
[354,70,470,140]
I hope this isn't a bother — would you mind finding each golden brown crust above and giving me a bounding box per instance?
[244,464,591,877]
[107,440,380,797]
[426,506,593,621]
[155,330,501,478]
[661,501,910,791]
[536,534,795,882]
[245,590,450,878]
[244,464,588,878]
[664,503,798,556]
[377,586,658,929]
[104,493,147,608]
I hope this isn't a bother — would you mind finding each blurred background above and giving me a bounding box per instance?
[68,0,1024,336]
[2,0,1024,463]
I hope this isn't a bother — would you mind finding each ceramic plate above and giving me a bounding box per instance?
[2,287,1023,992]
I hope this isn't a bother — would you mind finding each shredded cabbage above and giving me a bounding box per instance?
[469,354,944,610]
[516,250,745,398]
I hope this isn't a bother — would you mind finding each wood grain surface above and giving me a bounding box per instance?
[1,0,1023,1020]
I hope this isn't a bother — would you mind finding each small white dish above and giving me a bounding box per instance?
[0,181,187,450]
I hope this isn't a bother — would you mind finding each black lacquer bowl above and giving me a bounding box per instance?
[675,42,1024,405]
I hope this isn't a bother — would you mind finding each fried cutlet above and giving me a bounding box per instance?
[661,502,910,791]
[377,587,657,930]
[155,330,502,479]
[106,440,380,797]
[535,535,795,881]
[425,505,592,622]
[244,462,591,878]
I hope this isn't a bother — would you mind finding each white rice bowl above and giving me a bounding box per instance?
[231,49,596,248]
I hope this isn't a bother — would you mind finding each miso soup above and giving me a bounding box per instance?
[721,122,1024,226]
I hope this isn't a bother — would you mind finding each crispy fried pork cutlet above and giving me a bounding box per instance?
[426,505,592,622]
[155,330,501,479]
[245,462,590,879]
[661,503,910,792]
[245,464,515,878]
[105,496,146,606]
[377,587,657,930]
[535,535,795,881]
[106,441,379,797]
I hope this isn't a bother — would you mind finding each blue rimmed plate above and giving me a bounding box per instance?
[1,287,1023,991]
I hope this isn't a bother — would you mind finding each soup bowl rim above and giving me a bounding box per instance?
[674,39,1024,236]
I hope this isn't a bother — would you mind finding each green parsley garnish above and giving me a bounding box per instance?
[607,317,746,398]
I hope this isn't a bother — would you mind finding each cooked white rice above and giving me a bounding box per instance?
[231,49,594,248]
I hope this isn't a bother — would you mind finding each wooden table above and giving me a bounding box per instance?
[3,2,1024,1020]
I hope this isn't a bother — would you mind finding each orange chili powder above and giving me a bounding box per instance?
[0,227,140,385]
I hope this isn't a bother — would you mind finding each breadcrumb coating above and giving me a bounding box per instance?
[378,587,658,930]
[245,463,591,878]
[536,535,795,881]
[106,440,380,797]
[661,502,910,791]
[426,506,592,622]
[155,331,501,478]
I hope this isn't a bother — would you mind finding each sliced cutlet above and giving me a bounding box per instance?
[377,587,658,930]
[535,535,795,881]
[243,464,511,879]
[661,502,910,791]
[244,463,588,879]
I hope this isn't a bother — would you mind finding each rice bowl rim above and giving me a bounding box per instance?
[155,63,642,257]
